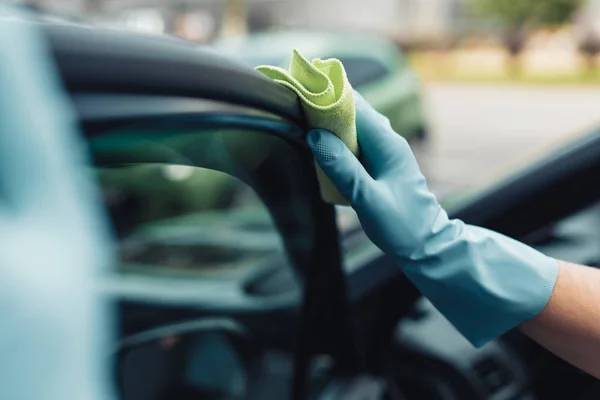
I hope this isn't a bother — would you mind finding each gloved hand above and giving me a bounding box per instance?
[306,93,559,346]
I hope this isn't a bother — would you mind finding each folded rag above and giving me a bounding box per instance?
[256,49,357,205]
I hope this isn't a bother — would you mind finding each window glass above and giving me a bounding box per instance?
[99,124,317,400]
[100,165,279,277]
[92,125,315,281]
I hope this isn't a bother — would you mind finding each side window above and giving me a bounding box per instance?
[100,164,276,277]
[95,123,323,400]
[334,57,389,87]
[92,125,315,282]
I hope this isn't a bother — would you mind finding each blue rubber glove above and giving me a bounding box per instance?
[306,93,559,347]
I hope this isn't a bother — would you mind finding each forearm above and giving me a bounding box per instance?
[520,260,600,379]
[305,95,595,367]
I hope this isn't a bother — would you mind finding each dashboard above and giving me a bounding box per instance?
[532,204,600,268]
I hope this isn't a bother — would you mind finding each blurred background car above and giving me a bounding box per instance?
[215,31,428,141]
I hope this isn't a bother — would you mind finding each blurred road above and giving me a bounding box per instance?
[417,83,600,197]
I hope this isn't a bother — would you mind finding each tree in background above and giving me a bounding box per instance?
[536,0,584,25]
[575,2,600,77]
[578,32,600,76]
[470,0,583,76]
[220,0,247,37]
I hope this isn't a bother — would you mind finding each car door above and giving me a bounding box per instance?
[45,23,358,400]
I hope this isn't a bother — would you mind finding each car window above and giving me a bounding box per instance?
[100,164,279,278]
[334,57,389,87]
[92,124,315,282]
[94,122,324,399]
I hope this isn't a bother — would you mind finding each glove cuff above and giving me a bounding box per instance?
[402,222,559,347]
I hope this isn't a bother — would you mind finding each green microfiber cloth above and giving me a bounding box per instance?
[256,49,358,205]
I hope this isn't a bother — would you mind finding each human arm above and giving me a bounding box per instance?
[307,92,600,376]
[306,92,559,347]
[521,260,600,379]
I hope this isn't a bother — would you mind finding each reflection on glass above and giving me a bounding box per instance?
[99,164,282,277]
[91,127,313,280]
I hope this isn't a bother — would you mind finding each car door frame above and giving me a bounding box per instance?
[45,23,364,399]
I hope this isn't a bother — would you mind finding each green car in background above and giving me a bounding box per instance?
[215,31,428,141]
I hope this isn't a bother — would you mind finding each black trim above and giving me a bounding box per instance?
[73,94,284,122]
[83,112,306,145]
[42,22,306,127]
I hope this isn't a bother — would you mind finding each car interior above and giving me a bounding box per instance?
[44,22,600,400]
[96,125,320,400]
